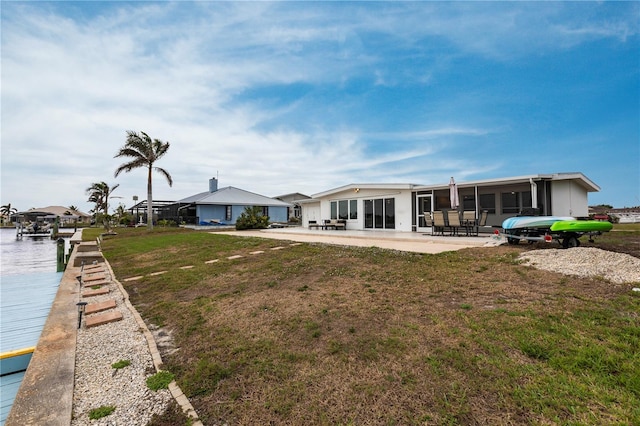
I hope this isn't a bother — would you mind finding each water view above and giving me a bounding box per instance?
[0,228,65,275]
[1,228,67,425]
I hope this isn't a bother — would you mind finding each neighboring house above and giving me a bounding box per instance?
[302,172,600,232]
[274,192,311,221]
[12,206,91,225]
[175,178,292,225]
[606,207,640,224]
[127,200,178,225]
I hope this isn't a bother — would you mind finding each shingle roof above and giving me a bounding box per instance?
[20,206,90,217]
[177,186,292,207]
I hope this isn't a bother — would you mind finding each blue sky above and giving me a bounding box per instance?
[1,1,638,214]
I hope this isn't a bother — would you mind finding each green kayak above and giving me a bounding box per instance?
[549,220,613,233]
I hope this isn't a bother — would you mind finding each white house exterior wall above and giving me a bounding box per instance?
[550,181,589,217]
[304,173,599,232]
[315,187,414,232]
[302,201,321,226]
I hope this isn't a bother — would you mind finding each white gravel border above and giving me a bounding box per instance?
[71,261,202,426]
[518,247,640,284]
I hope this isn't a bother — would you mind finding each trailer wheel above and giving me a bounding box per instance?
[507,231,520,245]
[562,235,580,249]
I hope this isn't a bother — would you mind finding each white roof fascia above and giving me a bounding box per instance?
[311,183,418,199]
[297,198,320,205]
[415,173,599,192]
[550,172,600,192]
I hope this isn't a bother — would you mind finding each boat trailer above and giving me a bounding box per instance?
[496,228,605,248]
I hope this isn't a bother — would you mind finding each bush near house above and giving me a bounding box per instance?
[235,206,269,230]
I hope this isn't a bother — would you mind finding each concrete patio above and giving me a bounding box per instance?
[216,227,505,254]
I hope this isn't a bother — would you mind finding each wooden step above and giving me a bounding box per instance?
[83,279,110,287]
[85,299,117,315]
[85,310,123,328]
[82,287,110,297]
[83,273,108,282]
[82,264,104,274]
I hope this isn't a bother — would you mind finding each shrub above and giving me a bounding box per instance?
[235,206,269,230]
[158,219,177,227]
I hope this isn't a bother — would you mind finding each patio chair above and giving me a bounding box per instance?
[462,211,477,236]
[475,210,488,235]
[431,211,446,236]
[423,212,433,227]
[447,210,463,236]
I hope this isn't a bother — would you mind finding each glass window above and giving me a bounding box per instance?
[501,191,532,214]
[462,195,475,211]
[502,192,519,214]
[479,194,496,214]
[349,199,358,220]
[364,200,373,228]
[435,195,450,210]
[522,191,532,209]
[330,201,337,220]
[364,198,395,229]
[225,205,232,221]
[374,199,384,228]
[385,198,395,229]
[338,200,348,220]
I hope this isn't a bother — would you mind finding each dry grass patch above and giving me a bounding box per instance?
[91,227,640,425]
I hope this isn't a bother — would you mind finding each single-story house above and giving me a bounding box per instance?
[606,207,640,224]
[12,206,91,225]
[301,172,600,233]
[175,178,292,225]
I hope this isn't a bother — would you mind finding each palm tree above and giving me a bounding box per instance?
[0,203,18,226]
[0,203,18,216]
[114,131,173,230]
[68,205,79,212]
[86,181,119,230]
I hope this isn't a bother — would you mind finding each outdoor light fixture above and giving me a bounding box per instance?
[354,188,360,193]
[76,275,83,290]
[76,301,88,329]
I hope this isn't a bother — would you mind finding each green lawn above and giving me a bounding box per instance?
[85,226,640,425]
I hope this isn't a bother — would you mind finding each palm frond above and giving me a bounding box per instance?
[154,167,173,187]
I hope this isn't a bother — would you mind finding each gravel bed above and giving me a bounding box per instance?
[71,273,172,425]
[518,247,640,284]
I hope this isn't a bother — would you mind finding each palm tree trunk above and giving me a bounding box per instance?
[147,165,153,230]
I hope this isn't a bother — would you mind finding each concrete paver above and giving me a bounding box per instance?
[82,287,110,297]
[85,310,123,328]
[85,299,117,315]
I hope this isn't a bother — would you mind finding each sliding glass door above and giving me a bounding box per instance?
[364,198,395,229]
[416,195,432,232]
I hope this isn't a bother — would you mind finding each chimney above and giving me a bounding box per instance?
[209,177,218,193]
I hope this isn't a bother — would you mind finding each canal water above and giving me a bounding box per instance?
[0,228,67,425]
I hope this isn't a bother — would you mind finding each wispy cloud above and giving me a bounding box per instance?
[1,1,637,210]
